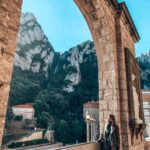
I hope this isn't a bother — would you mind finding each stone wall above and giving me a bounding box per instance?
[54,142,100,150]
[75,0,144,150]
[116,5,144,149]
[0,0,22,146]
[75,0,120,136]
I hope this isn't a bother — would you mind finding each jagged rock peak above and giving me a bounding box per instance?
[14,12,55,75]
[137,50,150,89]
[137,50,150,63]
[60,40,96,92]
[20,12,37,25]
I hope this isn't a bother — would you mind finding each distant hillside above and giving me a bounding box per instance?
[137,51,150,89]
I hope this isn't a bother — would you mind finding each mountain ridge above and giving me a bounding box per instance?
[11,12,150,104]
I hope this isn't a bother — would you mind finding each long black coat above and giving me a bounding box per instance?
[102,123,120,150]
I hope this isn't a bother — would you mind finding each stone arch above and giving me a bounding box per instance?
[75,0,120,133]
[0,0,145,149]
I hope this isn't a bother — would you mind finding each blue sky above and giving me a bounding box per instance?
[22,0,150,56]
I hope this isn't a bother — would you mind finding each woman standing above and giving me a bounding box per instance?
[101,114,120,150]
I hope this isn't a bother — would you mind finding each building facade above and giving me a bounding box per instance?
[83,101,99,141]
[12,104,35,120]
[142,90,150,137]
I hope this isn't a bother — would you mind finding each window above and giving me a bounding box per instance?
[144,116,150,123]
[143,101,150,109]
[144,110,150,116]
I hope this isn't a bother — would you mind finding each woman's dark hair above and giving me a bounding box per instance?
[109,114,116,125]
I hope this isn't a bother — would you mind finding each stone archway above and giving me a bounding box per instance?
[0,0,145,149]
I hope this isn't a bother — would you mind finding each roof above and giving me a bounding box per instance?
[142,90,150,101]
[83,101,99,109]
[142,90,150,94]
[14,104,33,109]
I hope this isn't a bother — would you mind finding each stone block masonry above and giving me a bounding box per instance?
[0,0,22,146]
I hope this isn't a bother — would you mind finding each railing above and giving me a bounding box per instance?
[11,143,63,150]
[4,142,100,150]
[53,142,100,150]
[145,141,150,150]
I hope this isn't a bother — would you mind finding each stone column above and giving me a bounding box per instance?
[90,121,93,142]
[86,120,90,143]
[115,9,144,150]
[91,120,96,142]
[0,0,22,146]
[74,0,120,137]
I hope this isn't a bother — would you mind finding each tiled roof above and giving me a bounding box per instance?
[83,101,99,109]
[142,90,150,101]
[14,104,33,108]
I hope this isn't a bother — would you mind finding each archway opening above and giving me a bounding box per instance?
[2,0,99,148]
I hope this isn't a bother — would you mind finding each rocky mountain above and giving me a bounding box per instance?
[54,40,97,92]
[14,13,55,76]
[137,51,150,89]
[14,13,150,94]
[13,12,98,93]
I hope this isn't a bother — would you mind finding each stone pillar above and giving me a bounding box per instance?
[90,121,93,142]
[86,120,90,143]
[0,0,22,146]
[75,0,120,138]
[91,120,96,142]
[115,6,144,150]
[75,0,144,149]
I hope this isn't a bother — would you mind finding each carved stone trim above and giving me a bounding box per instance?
[118,3,140,41]
[125,48,145,144]
[125,48,144,123]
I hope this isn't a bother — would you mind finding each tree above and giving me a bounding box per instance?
[71,119,84,142]
[9,75,41,105]
[14,115,23,121]
[56,120,70,144]
[36,111,54,128]
[33,100,49,117]
[5,107,14,128]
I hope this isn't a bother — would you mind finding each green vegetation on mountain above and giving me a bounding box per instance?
[8,48,98,143]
